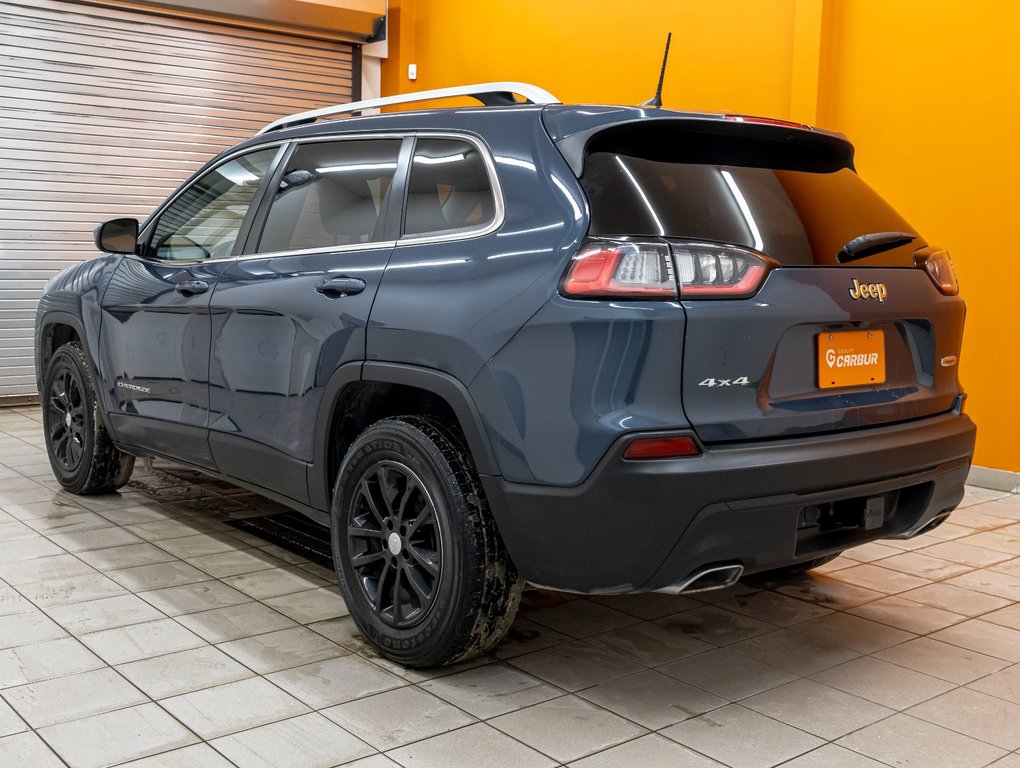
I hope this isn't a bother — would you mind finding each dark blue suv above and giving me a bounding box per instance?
[35,83,976,666]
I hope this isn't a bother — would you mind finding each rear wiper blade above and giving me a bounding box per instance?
[837,231,916,263]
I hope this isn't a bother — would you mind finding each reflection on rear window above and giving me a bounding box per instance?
[581,153,919,266]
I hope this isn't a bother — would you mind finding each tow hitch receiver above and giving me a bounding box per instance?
[863,496,886,531]
[793,485,931,556]
[798,494,886,533]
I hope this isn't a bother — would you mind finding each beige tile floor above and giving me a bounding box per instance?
[0,404,1018,768]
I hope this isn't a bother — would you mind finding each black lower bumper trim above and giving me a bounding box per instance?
[482,411,976,593]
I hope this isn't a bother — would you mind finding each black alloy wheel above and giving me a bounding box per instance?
[331,416,523,668]
[46,365,87,471]
[347,460,443,628]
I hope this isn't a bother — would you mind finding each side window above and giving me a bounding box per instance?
[403,138,497,237]
[149,149,276,261]
[258,139,401,253]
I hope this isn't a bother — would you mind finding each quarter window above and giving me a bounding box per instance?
[403,138,496,237]
[149,149,276,261]
[258,139,401,253]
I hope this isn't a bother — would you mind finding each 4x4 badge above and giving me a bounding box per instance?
[698,377,751,387]
[849,278,888,302]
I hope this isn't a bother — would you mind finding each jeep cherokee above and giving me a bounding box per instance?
[34,82,976,667]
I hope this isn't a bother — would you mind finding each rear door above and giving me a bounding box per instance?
[100,147,279,465]
[206,136,405,503]
[579,128,964,443]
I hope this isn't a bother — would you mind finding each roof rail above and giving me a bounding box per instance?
[256,81,560,136]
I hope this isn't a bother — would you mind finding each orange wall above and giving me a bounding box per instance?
[380,0,1020,472]
[385,0,799,116]
[815,0,1020,472]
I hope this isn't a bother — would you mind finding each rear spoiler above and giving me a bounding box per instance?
[552,116,856,177]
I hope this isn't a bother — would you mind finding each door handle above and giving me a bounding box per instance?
[316,276,367,298]
[175,279,209,295]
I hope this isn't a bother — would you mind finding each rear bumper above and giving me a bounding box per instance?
[482,409,976,593]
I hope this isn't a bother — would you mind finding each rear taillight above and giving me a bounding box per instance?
[561,239,773,300]
[915,248,959,295]
[561,239,676,298]
[672,242,772,298]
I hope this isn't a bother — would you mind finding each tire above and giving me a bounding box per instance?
[331,416,523,667]
[41,342,135,494]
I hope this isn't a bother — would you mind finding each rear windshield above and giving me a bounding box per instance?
[581,153,920,266]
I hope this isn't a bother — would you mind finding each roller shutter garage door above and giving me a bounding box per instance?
[0,0,355,398]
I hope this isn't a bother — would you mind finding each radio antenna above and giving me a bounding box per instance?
[640,32,672,108]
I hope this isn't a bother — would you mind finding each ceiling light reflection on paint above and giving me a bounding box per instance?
[487,247,555,260]
[494,155,537,171]
[550,174,582,221]
[387,258,468,270]
[497,222,562,237]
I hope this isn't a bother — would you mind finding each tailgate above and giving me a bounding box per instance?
[680,264,964,442]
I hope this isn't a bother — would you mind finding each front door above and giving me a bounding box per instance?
[99,147,279,466]
[206,137,405,502]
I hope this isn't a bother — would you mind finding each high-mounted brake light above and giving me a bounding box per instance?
[623,436,701,460]
[672,242,773,299]
[724,115,811,130]
[914,248,959,295]
[561,240,677,298]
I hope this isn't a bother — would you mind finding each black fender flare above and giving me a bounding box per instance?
[309,361,499,511]
[36,311,89,387]
[37,310,122,440]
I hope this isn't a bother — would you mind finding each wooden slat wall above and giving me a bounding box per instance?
[0,0,354,397]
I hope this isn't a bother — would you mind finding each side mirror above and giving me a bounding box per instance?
[94,218,139,254]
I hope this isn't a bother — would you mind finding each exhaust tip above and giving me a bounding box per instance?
[656,563,744,595]
[889,509,953,540]
[914,510,953,536]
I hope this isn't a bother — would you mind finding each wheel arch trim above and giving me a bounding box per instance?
[309,361,499,511]
[362,362,498,476]
[37,311,122,438]
[36,311,89,388]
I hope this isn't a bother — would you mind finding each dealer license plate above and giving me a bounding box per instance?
[817,330,885,389]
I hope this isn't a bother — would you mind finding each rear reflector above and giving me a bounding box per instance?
[914,247,959,295]
[623,436,701,459]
